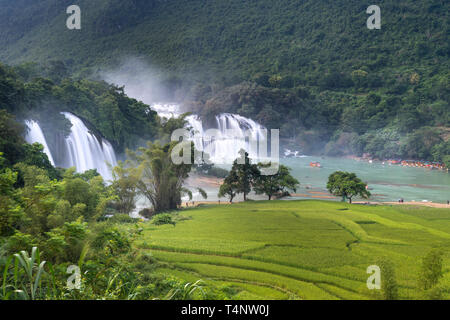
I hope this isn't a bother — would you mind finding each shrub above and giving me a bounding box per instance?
[109,214,138,224]
[91,225,131,255]
[152,214,176,226]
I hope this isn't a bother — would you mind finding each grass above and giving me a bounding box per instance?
[134,200,450,300]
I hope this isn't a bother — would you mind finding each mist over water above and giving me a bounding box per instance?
[101,60,273,164]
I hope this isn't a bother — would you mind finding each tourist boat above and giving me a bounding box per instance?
[309,161,321,168]
[388,159,401,165]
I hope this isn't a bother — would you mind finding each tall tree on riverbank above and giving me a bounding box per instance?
[253,164,299,200]
[327,171,370,203]
[218,169,240,203]
[231,149,260,201]
[128,141,193,213]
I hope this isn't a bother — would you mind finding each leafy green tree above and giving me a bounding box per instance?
[0,64,25,114]
[128,141,193,213]
[327,171,370,203]
[431,140,450,164]
[63,176,99,221]
[231,149,260,201]
[0,110,26,166]
[402,127,443,160]
[254,164,299,200]
[21,143,60,180]
[0,153,23,237]
[181,187,208,203]
[73,169,100,182]
[443,155,450,169]
[418,249,444,291]
[218,170,240,203]
[110,161,140,215]
[14,163,61,236]
[157,113,189,144]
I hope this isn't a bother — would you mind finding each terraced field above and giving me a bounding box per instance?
[135,200,450,300]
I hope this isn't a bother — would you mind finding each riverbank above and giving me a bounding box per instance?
[354,201,450,209]
[182,199,450,209]
[344,155,448,171]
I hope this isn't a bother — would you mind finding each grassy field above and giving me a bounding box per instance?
[135,200,450,300]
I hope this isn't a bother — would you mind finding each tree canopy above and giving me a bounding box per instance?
[253,164,299,200]
[327,171,370,203]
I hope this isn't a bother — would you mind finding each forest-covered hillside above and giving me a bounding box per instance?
[0,0,448,162]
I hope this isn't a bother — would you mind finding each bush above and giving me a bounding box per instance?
[4,231,37,255]
[91,225,131,255]
[109,214,138,224]
[152,214,176,226]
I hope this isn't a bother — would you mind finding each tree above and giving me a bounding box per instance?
[231,149,260,201]
[418,249,444,290]
[110,161,140,215]
[327,171,370,203]
[254,164,299,200]
[128,141,193,213]
[21,143,60,180]
[218,170,240,203]
[180,187,208,203]
[443,155,450,169]
[0,110,26,166]
[402,127,443,160]
[0,153,24,236]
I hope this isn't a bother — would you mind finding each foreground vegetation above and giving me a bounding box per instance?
[2,166,449,300]
[136,200,450,300]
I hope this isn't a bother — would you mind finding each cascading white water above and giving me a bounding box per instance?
[24,120,55,165]
[61,112,117,181]
[151,104,268,164]
[198,113,267,164]
[25,114,118,181]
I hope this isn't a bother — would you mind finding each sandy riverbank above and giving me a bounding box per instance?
[354,201,450,208]
[184,174,450,209]
[181,199,450,209]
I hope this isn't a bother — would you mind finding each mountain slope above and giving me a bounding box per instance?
[0,0,448,163]
[0,0,448,79]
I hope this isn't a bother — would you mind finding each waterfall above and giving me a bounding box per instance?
[25,120,55,165]
[61,112,117,181]
[203,113,266,164]
[24,114,118,181]
[151,104,268,164]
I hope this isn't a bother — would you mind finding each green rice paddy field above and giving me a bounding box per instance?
[135,200,450,300]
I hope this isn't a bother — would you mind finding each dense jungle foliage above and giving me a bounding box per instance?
[0,0,448,162]
[0,0,450,162]
[0,106,218,300]
[0,62,160,153]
